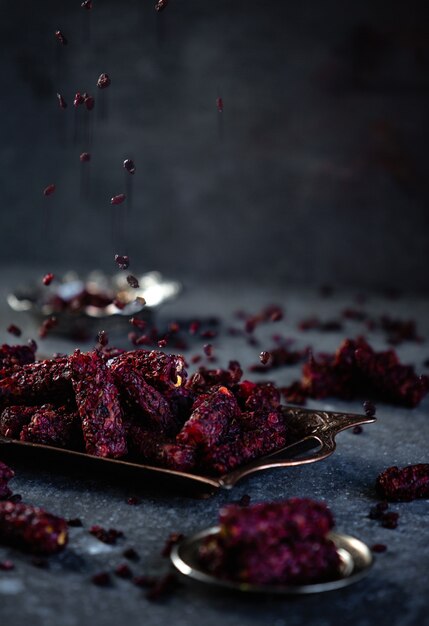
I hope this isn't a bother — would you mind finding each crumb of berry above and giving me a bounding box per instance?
[363,400,376,417]
[7,324,21,337]
[203,344,213,357]
[216,97,223,112]
[89,526,124,545]
[115,563,133,579]
[259,351,271,365]
[56,93,67,109]
[123,548,139,561]
[81,0,93,8]
[161,533,184,558]
[54,30,67,45]
[43,184,56,197]
[42,273,55,286]
[380,512,399,529]
[84,94,95,110]
[74,92,84,107]
[126,275,139,289]
[158,339,168,348]
[91,572,111,586]
[126,496,140,506]
[111,194,126,205]
[0,560,14,571]
[97,73,111,89]
[352,425,363,434]
[155,0,168,11]
[96,331,109,347]
[80,152,91,162]
[39,316,58,339]
[123,159,136,175]
[67,518,83,527]
[371,544,387,553]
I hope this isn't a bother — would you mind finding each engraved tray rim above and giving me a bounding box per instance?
[0,406,375,495]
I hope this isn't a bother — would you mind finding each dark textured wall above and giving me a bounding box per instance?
[1,0,429,290]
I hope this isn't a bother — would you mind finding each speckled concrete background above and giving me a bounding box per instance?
[1,0,429,290]
[0,271,428,626]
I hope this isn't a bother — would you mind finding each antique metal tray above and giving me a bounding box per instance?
[171,527,373,594]
[0,407,375,496]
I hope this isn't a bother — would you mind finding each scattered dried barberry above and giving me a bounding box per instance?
[363,400,376,417]
[216,97,223,112]
[81,0,93,8]
[126,275,139,289]
[39,316,58,339]
[161,532,184,558]
[7,325,21,338]
[97,73,111,89]
[111,194,126,205]
[154,0,168,12]
[115,563,132,579]
[74,92,84,107]
[0,560,14,570]
[54,30,67,45]
[42,273,54,286]
[80,152,91,162]
[56,93,67,109]
[84,94,95,110]
[89,525,124,545]
[43,184,56,197]
[91,572,111,587]
[123,159,135,174]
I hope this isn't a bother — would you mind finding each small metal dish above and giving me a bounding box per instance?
[171,527,373,595]
[7,270,182,337]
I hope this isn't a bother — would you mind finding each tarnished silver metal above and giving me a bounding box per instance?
[7,270,181,336]
[171,527,373,594]
[0,408,375,495]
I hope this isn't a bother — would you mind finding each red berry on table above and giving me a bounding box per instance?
[111,194,126,205]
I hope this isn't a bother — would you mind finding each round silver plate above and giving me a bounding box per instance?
[171,527,373,595]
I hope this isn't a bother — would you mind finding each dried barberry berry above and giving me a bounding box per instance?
[0,501,68,554]
[96,330,108,347]
[115,563,132,579]
[216,97,223,112]
[97,73,111,89]
[91,572,111,587]
[80,152,91,162]
[84,94,95,110]
[56,93,67,109]
[20,405,81,449]
[123,159,135,174]
[161,532,184,558]
[74,92,84,107]
[42,273,54,286]
[126,275,139,289]
[111,194,126,205]
[203,344,213,357]
[372,544,387,553]
[352,425,363,434]
[133,574,156,588]
[189,321,200,335]
[377,464,429,501]
[123,547,139,561]
[89,525,124,545]
[54,30,67,45]
[39,316,58,339]
[154,0,168,12]
[126,496,140,506]
[0,560,14,570]
[7,325,21,338]
[43,184,56,197]
[81,0,93,8]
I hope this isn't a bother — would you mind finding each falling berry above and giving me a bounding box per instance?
[43,273,55,286]
[81,0,93,9]
[97,73,111,89]
[43,184,56,197]
[56,93,67,109]
[96,331,109,347]
[74,92,84,107]
[84,94,95,110]
[155,0,168,11]
[111,194,126,205]
[80,152,91,162]
[114,254,130,270]
[158,339,168,348]
[39,316,58,338]
[123,159,136,175]
[55,30,68,45]
[259,351,271,365]
[216,97,223,113]
[7,324,22,337]
[203,344,213,357]
[127,275,140,289]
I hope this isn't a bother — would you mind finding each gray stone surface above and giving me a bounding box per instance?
[0,272,428,626]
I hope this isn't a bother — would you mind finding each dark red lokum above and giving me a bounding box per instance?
[199,499,340,585]
[42,273,55,286]
[186,361,242,393]
[376,464,429,502]
[250,345,307,373]
[43,184,56,197]
[0,405,39,438]
[20,405,81,449]
[177,387,238,449]
[84,94,95,110]
[235,381,281,414]
[0,357,72,409]
[127,423,196,471]
[126,275,139,289]
[39,316,58,339]
[0,461,14,500]
[216,97,223,113]
[109,349,187,391]
[0,343,36,379]
[70,350,127,458]
[111,360,175,434]
[80,152,91,163]
[0,501,68,554]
